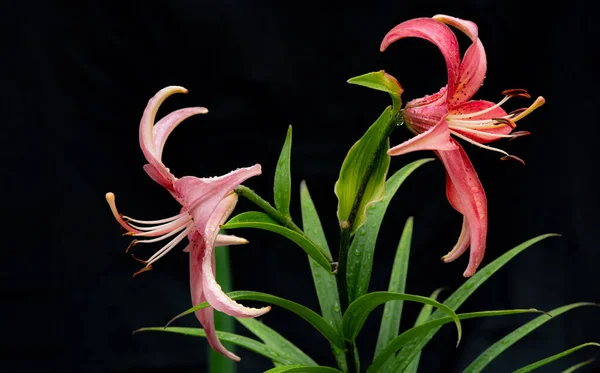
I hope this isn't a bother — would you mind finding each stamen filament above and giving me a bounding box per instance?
[448,95,511,120]
[450,130,510,157]
[128,215,190,231]
[131,222,192,244]
[123,212,188,225]
[129,215,192,237]
[146,225,193,266]
[449,126,529,139]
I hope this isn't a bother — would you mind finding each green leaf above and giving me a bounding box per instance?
[347,70,403,113]
[334,107,393,234]
[347,158,434,302]
[300,181,347,371]
[463,302,598,373]
[135,327,299,365]
[274,125,293,216]
[405,287,446,373]
[236,318,316,366]
[223,211,333,272]
[209,244,236,373]
[391,233,559,373]
[373,217,413,372]
[367,309,542,373]
[166,290,345,350]
[342,291,462,343]
[561,358,596,373]
[513,343,600,373]
[264,365,344,373]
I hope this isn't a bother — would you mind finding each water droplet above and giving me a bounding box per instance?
[354,250,361,257]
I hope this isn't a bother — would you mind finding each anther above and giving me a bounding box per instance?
[509,131,531,141]
[502,89,531,99]
[126,240,138,253]
[492,117,516,128]
[131,253,148,265]
[501,155,526,165]
[133,265,153,278]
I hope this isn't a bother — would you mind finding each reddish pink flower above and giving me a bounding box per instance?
[106,86,269,361]
[381,15,545,277]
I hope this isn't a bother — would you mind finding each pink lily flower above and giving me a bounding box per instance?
[106,86,270,361]
[381,15,545,277]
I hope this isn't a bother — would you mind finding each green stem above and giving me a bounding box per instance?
[337,112,398,313]
[234,185,334,264]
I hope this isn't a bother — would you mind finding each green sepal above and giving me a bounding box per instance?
[348,70,403,113]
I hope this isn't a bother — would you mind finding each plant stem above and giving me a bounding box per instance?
[337,112,399,313]
[234,185,334,264]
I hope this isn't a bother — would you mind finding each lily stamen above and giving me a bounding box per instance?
[123,212,188,225]
[145,226,194,266]
[450,130,525,164]
[127,215,192,236]
[501,88,531,99]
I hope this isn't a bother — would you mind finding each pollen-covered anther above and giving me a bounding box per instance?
[501,155,526,165]
[133,265,153,278]
[501,88,531,99]
[509,131,531,141]
[492,117,516,128]
[126,240,138,253]
[131,253,148,265]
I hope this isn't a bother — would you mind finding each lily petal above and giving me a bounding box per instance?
[436,140,487,277]
[443,216,471,263]
[388,118,457,156]
[153,107,208,160]
[201,194,271,317]
[380,18,461,96]
[188,231,240,361]
[175,165,262,233]
[139,86,188,184]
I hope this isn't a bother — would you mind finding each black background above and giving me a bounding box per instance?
[6,1,599,372]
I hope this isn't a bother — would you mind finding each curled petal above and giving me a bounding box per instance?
[201,194,271,317]
[442,216,471,263]
[143,164,174,190]
[175,164,262,233]
[153,107,208,159]
[381,18,461,96]
[388,118,457,156]
[188,232,240,361]
[406,86,448,110]
[139,86,188,183]
[451,39,486,106]
[433,15,478,41]
[436,140,487,277]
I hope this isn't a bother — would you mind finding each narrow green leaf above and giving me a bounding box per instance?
[300,181,347,371]
[135,327,299,365]
[166,290,345,349]
[264,365,344,373]
[347,70,403,113]
[334,107,392,233]
[463,302,598,373]
[342,291,462,344]
[391,234,559,373]
[236,318,316,366]
[209,244,236,373]
[368,309,542,373]
[513,343,600,373]
[274,125,293,216]
[561,358,596,373]
[223,211,333,272]
[405,287,446,373]
[347,159,433,302]
[374,217,413,372]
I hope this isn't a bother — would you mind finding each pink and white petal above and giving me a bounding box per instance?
[433,15,478,41]
[143,163,175,190]
[436,140,487,277]
[139,86,188,174]
[445,172,464,213]
[202,194,271,318]
[380,18,461,96]
[451,126,516,144]
[174,164,262,233]
[450,39,487,106]
[442,216,471,263]
[153,107,208,159]
[388,118,457,156]
[215,234,249,247]
[406,86,448,110]
[450,100,508,119]
[403,103,448,133]
[196,306,240,361]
